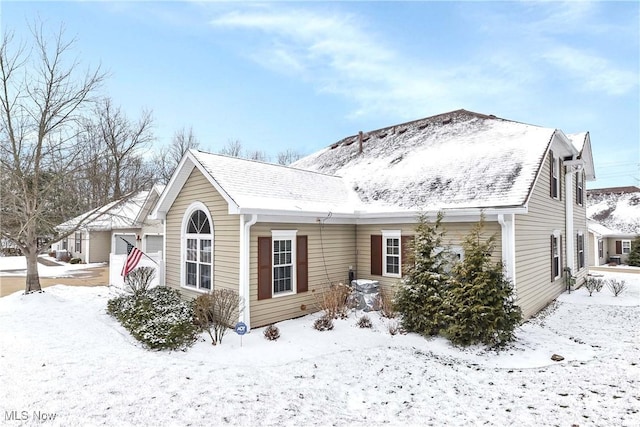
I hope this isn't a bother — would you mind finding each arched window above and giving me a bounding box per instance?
[182,204,213,291]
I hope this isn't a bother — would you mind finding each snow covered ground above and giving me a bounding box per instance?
[0,271,638,426]
[0,255,105,278]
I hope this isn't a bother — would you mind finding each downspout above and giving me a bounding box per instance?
[498,213,516,293]
[239,214,258,330]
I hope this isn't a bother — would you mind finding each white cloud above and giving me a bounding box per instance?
[541,46,638,96]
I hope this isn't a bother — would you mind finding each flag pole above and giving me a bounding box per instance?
[119,236,159,266]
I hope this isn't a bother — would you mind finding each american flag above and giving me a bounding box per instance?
[121,240,144,277]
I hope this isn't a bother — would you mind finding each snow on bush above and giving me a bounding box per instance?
[107,287,198,350]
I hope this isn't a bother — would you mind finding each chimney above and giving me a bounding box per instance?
[358,131,363,154]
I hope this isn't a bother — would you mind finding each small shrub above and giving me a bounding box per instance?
[387,320,400,336]
[263,324,280,341]
[59,253,71,263]
[48,251,56,258]
[313,282,351,319]
[313,314,334,331]
[584,277,603,296]
[107,287,198,351]
[69,257,82,264]
[607,279,627,297]
[124,266,156,298]
[376,287,396,319]
[193,288,243,345]
[595,278,605,292]
[356,315,372,329]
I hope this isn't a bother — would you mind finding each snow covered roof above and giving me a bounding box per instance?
[58,191,150,231]
[292,109,559,211]
[587,187,640,235]
[154,150,361,217]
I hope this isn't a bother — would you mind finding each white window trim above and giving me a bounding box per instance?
[180,202,214,292]
[382,230,401,278]
[271,230,297,298]
[577,231,585,269]
[622,240,631,254]
[552,230,561,280]
[577,172,584,206]
[552,156,560,200]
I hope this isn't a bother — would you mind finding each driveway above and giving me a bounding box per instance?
[0,266,109,297]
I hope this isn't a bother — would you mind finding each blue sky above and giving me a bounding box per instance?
[2,1,638,189]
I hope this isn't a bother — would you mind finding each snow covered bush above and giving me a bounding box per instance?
[192,288,243,345]
[356,314,372,329]
[607,279,627,297]
[313,314,334,331]
[124,266,156,298]
[583,277,604,296]
[107,287,198,351]
[69,257,82,264]
[263,324,280,341]
[395,213,451,336]
[442,217,522,347]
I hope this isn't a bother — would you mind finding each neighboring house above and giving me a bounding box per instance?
[587,186,640,265]
[152,109,595,329]
[52,185,165,263]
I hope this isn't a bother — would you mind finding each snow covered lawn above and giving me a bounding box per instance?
[1,272,638,426]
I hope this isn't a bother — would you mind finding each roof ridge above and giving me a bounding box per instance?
[330,109,510,144]
[192,149,344,179]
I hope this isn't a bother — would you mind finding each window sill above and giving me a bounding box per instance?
[181,284,211,293]
[383,273,401,279]
[273,290,296,298]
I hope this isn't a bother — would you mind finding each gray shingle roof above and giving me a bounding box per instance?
[292,110,556,210]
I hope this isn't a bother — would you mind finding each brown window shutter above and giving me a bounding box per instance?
[371,235,382,276]
[401,235,414,273]
[615,240,622,254]
[296,235,308,293]
[257,236,272,300]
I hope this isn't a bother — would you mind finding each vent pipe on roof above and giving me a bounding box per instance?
[358,131,363,154]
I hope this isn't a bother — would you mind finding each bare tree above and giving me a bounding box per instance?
[277,149,302,165]
[91,97,154,199]
[246,150,270,162]
[0,24,107,292]
[154,126,199,184]
[218,139,243,157]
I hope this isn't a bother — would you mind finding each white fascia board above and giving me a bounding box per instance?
[356,207,527,224]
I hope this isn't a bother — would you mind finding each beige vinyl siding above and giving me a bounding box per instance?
[514,151,566,319]
[249,222,356,327]
[355,221,502,294]
[88,231,111,263]
[165,168,240,299]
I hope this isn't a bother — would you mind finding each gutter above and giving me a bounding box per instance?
[239,214,258,330]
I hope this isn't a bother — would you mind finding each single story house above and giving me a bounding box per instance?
[587,186,640,265]
[52,185,165,263]
[152,109,595,330]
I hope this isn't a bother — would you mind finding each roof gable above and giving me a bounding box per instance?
[153,150,360,218]
[59,191,149,231]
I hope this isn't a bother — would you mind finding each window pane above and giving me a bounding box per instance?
[200,239,212,263]
[273,266,292,293]
[187,239,197,261]
[200,264,211,289]
[186,262,197,287]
